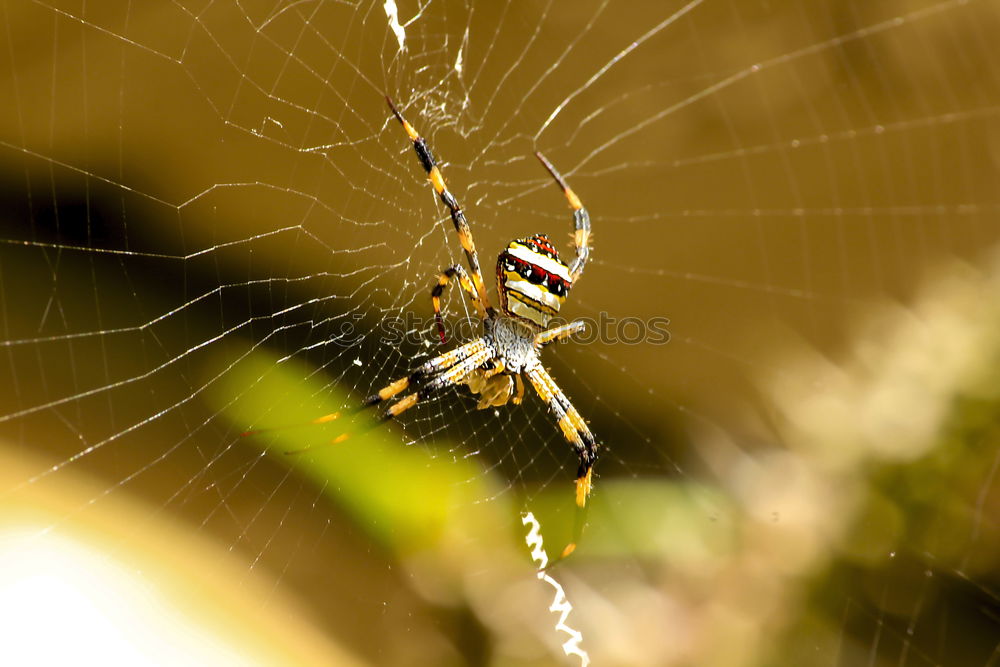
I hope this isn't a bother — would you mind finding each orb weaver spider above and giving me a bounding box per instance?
[242,97,599,555]
[367,98,598,557]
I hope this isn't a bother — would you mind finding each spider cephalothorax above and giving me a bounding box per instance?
[365,98,597,557]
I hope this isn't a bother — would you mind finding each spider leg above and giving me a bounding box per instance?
[364,339,488,408]
[382,346,492,421]
[534,320,586,349]
[282,340,491,456]
[387,97,493,311]
[432,264,487,344]
[525,364,598,508]
[525,363,598,559]
[535,152,591,282]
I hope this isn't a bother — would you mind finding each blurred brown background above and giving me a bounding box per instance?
[0,0,998,665]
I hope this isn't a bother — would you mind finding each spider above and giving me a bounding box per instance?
[371,98,597,556]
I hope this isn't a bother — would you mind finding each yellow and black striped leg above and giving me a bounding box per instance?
[526,364,597,508]
[534,320,586,349]
[364,338,488,409]
[535,152,591,283]
[284,343,491,455]
[387,97,493,312]
[525,363,598,560]
[432,264,487,344]
[380,346,492,422]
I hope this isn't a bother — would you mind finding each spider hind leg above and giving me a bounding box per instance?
[430,264,486,344]
[535,152,591,282]
[387,97,493,311]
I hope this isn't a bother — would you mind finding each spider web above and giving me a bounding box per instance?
[0,0,998,664]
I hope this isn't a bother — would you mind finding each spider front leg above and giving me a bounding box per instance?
[364,339,486,407]
[282,339,491,455]
[525,363,597,559]
[365,338,491,422]
[525,364,598,509]
[383,348,491,420]
[431,264,487,344]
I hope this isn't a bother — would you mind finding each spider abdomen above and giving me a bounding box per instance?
[496,234,572,328]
